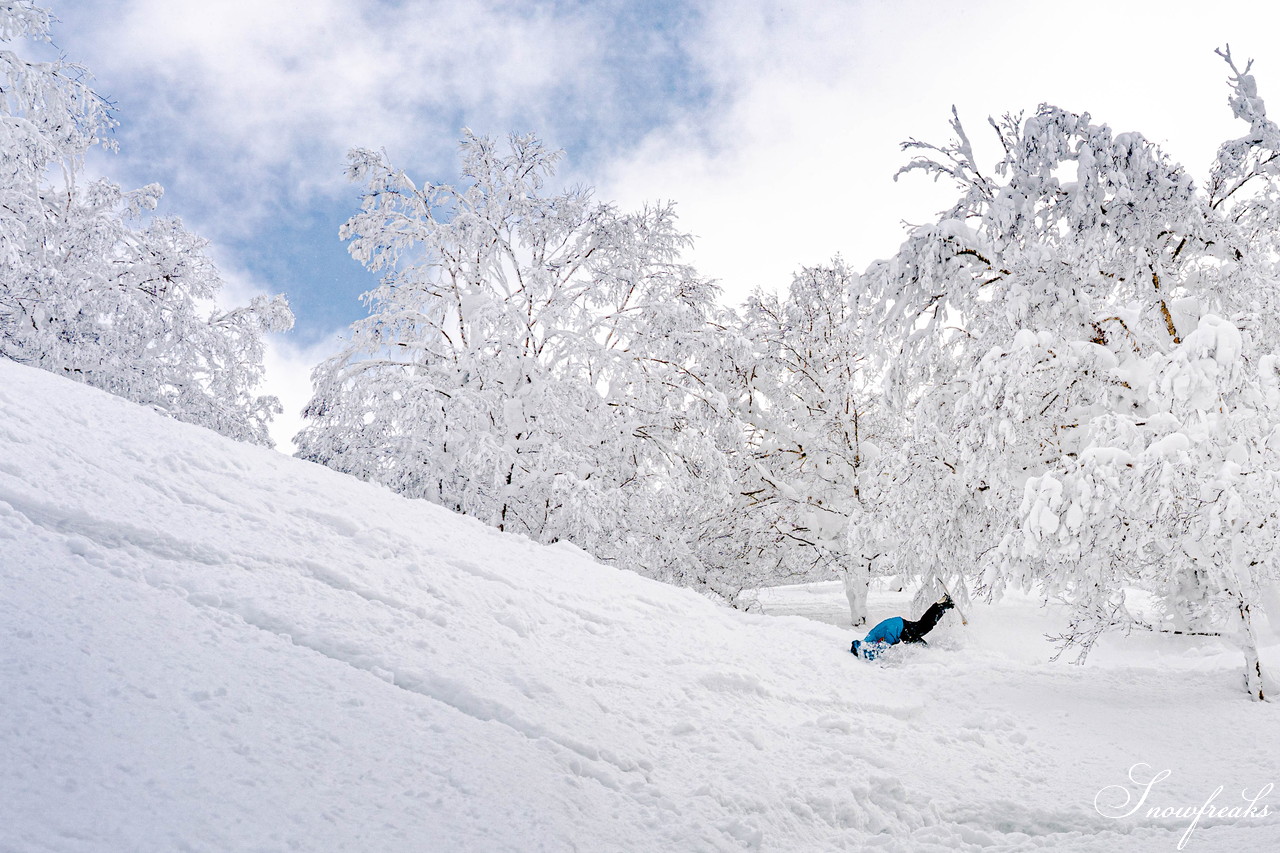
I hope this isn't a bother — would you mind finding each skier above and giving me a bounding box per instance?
[851,593,955,660]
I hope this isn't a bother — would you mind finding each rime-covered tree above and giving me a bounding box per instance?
[297,133,738,586]
[868,49,1280,698]
[723,260,901,624]
[1006,51,1280,700]
[0,2,292,446]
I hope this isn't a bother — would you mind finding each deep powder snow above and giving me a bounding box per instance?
[2,359,1279,852]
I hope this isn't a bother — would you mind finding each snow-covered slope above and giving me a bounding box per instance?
[3,359,1280,852]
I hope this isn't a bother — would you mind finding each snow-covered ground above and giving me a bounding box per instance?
[3,359,1279,852]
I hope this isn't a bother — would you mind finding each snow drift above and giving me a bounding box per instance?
[2,359,1279,852]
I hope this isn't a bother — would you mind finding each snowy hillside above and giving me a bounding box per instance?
[3,359,1280,853]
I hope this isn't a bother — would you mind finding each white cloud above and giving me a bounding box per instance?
[46,0,1280,405]
[60,0,610,227]
[596,0,1280,305]
[261,329,341,454]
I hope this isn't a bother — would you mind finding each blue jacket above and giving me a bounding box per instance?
[852,617,904,660]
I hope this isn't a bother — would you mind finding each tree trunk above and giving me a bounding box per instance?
[1236,596,1266,702]
[840,560,870,627]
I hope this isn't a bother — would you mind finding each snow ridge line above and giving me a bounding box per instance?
[0,477,665,804]
[174,589,675,811]
[0,482,227,569]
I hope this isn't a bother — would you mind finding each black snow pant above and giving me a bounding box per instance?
[899,600,951,644]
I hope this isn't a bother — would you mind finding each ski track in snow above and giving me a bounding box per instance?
[2,359,1280,852]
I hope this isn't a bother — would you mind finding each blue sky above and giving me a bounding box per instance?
[53,0,719,340]
[41,0,1280,447]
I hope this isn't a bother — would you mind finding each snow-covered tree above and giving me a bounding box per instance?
[722,260,901,624]
[868,49,1280,698]
[1006,51,1280,700]
[298,132,739,586]
[0,3,293,446]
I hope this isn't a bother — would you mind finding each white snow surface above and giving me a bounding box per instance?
[3,359,1280,852]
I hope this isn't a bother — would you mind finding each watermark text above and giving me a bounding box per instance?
[1094,763,1272,849]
